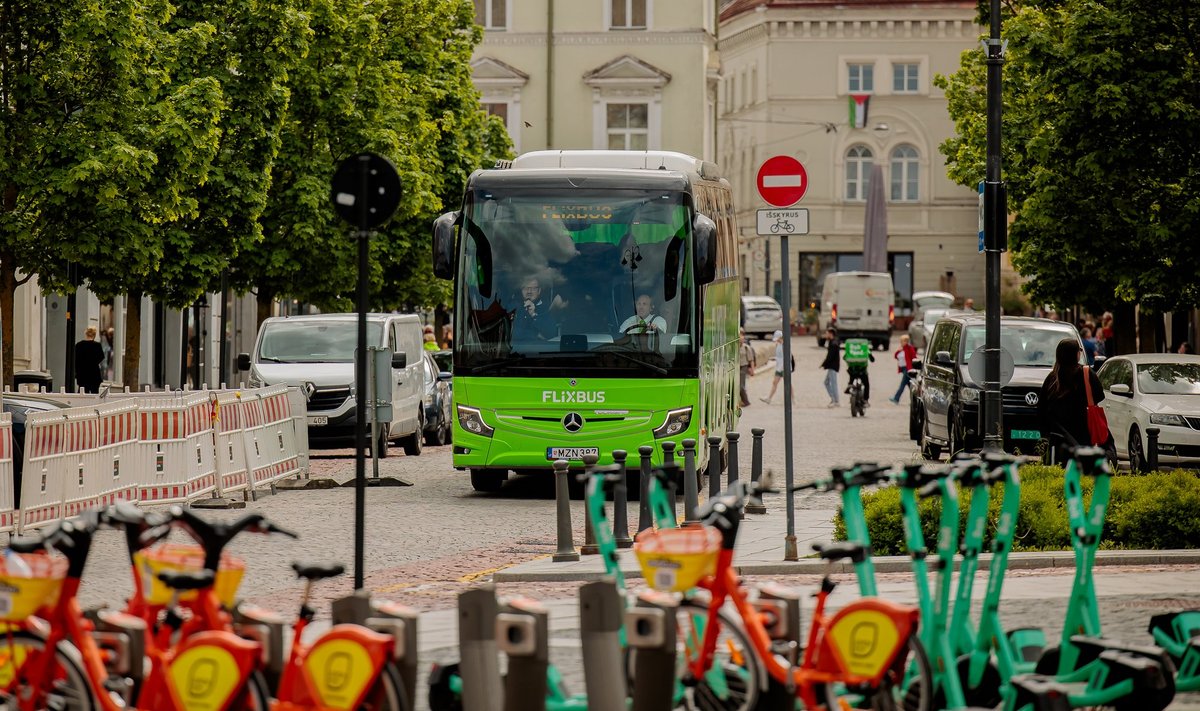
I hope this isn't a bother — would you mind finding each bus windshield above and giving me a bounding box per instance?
[455,188,696,376]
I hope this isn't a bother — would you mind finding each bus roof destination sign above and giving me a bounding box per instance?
[756,155,808,207]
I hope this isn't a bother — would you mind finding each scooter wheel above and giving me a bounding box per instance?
[955,655,1003,709]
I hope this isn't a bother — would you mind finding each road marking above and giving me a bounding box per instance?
[374,581,414,594]
[460,556,549,583]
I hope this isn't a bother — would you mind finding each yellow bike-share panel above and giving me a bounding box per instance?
[136,543,245,607]
[0,553,67,622]
[634,526,722,592]
[820,600,917,681]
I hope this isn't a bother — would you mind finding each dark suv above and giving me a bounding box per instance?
[918,314,1083,459]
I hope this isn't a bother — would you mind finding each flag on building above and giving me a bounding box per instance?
[849,94,870,129]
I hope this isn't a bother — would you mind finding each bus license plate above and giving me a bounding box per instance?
[546,447,598,461]
[308,416,329,426]
[1010,429,1040,440]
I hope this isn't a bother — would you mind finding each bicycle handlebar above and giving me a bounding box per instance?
[168,507,298,570]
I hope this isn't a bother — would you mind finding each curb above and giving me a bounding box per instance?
[491,549,1200,583]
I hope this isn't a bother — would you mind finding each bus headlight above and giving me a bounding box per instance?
[457,405,495,437]
[653,407,692,439]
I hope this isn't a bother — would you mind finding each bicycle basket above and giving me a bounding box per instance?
[0,553,68,622]
[633,526,721,592]
[135,543,245,607]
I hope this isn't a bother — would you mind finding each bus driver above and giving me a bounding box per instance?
[619,294,667,335]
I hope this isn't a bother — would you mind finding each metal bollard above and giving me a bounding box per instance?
[611,450,633,548]
[1146,427,1160,472]
[707,435,723,498]
[457,587,503,711]
[552,459,580,562]
[579,580,627,711]
[497,598,549,711]
[746,428,767,514]
[661,440,679,520]
[637,446,654,533]
[726,432,743,520]
[582,453,600,555]
[682,439,700,523]
[626,591,679,711]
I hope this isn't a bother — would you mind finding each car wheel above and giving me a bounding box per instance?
[921,420,942,461]
[1128,427,1145,473]
[470,469,507,493]
[424,421,447,447]
[909,403,922,441]
[402,412,423,456]
[947,411,960,461]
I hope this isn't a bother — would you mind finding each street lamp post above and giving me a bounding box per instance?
[982,0,1007,451]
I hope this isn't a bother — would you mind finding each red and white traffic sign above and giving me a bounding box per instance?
[756,155,808,207]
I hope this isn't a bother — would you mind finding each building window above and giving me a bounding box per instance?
[611,0,647,29]
[845,145,873,201]
[482,102,509,123]
[893,63,919,93]
[848,63,874,93]
[890,145,919,202]
[473,0,506,29]
[606,103,649,149]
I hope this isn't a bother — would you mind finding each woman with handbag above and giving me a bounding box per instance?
[1038,338,1111,463]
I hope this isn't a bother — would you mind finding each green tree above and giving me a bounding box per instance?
[937,0,1200,352]
[234,0,511,322]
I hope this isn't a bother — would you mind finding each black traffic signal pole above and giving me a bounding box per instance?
[982,0,1007,452]
[354,156,371,590]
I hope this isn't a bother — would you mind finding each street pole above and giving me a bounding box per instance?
[982,0,1007,452]
[354,157,370,589]
[781,233,797,561]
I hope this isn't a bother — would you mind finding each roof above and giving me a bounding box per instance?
[1104,353,1200,365]
[721,0,974,22]
[940,313,1079,329]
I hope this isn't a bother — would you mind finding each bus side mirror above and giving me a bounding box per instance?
[693,214,718,285]
[237,353,251,371]
[432,211,458,280]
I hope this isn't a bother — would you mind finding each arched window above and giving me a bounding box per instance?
[845,146,873,201]
[890,145,919,202]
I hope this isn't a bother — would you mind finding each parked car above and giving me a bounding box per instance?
[919,314,1083,459]
[908,290,955,350]
[421,351,453,446]
[740,296,783,340]
[1097,354,1200,472]
[3,393,70,503]
[816,271,895,350]
[907,359,925,441]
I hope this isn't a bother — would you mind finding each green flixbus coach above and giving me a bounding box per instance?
[432,150,740,492]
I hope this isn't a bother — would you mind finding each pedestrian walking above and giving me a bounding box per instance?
[819,327,840,408]
[1099,311,1115,357]
[738,329,756,407]
[1038,338,1107,463]
[74,326,105,394]
[760,330,793,406]
[1081,327,1099,366]
[890,334,918,404]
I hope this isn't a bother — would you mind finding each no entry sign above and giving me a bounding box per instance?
[756,156,808,207]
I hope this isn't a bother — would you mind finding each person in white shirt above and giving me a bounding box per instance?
[619,294,667,335]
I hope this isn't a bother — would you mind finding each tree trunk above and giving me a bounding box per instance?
[1112,301,1137,356]
[1138,306,1162,354]
[123,293,142,388]
[0,254,16,391]
[256,291,273,329]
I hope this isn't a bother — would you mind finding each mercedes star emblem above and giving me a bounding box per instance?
[1025,392,1039,406]
[562,412,584,433]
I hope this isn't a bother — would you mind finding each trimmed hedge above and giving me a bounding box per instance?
[833,466,1200,554]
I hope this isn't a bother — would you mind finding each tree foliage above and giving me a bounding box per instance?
[937,0,1200,316]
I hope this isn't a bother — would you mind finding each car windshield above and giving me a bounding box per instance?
[455,187,696,376]
[918,296,954,311]
[1137,363,1200,395]
[962,324,1079,367]
[258,321,384,363]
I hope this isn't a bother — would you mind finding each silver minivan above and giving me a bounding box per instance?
[237,313,426,456]
[741,296,783,339]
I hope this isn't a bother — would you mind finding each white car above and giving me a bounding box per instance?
[1097,353,1200,472]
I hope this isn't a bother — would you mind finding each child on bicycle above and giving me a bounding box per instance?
[843,337,875,406]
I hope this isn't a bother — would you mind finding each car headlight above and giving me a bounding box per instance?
[457,405,495,437]
[653,407,692,439]
[958,386,980,403]
[1149,413,1187,427]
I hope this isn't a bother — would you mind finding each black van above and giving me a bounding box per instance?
[917,314,1083,459]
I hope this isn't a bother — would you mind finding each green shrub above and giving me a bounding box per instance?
[834,466,1200,552]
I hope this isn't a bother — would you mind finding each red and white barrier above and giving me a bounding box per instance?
[241,385,301,489]
[137,394,216,504]
[19,411,70,531]
[0,414,16,533]
[96,401,140,506]
[213,391,250,496]
[285,387,310,474]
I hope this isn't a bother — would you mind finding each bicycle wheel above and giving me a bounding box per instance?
[893,636,933,711]
[238,670,272,711]
[673,601,763,711]
[361,662,410,711]
[0,632,95,711]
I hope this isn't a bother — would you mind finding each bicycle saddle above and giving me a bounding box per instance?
[811,541,870,564]
[292,562,345,581]
[8,535,45,554]
[158,569,215,592]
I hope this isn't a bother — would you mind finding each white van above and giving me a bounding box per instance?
[817,271,895,350]
[237,313,426,456]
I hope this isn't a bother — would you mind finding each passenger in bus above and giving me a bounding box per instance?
[619,294,667,336]
[511,276,562,342]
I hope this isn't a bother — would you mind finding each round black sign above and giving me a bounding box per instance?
[330,153,402,230]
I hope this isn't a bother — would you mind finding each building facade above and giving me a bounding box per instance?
[718,0,982,324]
[470,0,720,160]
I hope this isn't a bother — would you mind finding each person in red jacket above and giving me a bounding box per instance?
[889,334,918,404]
